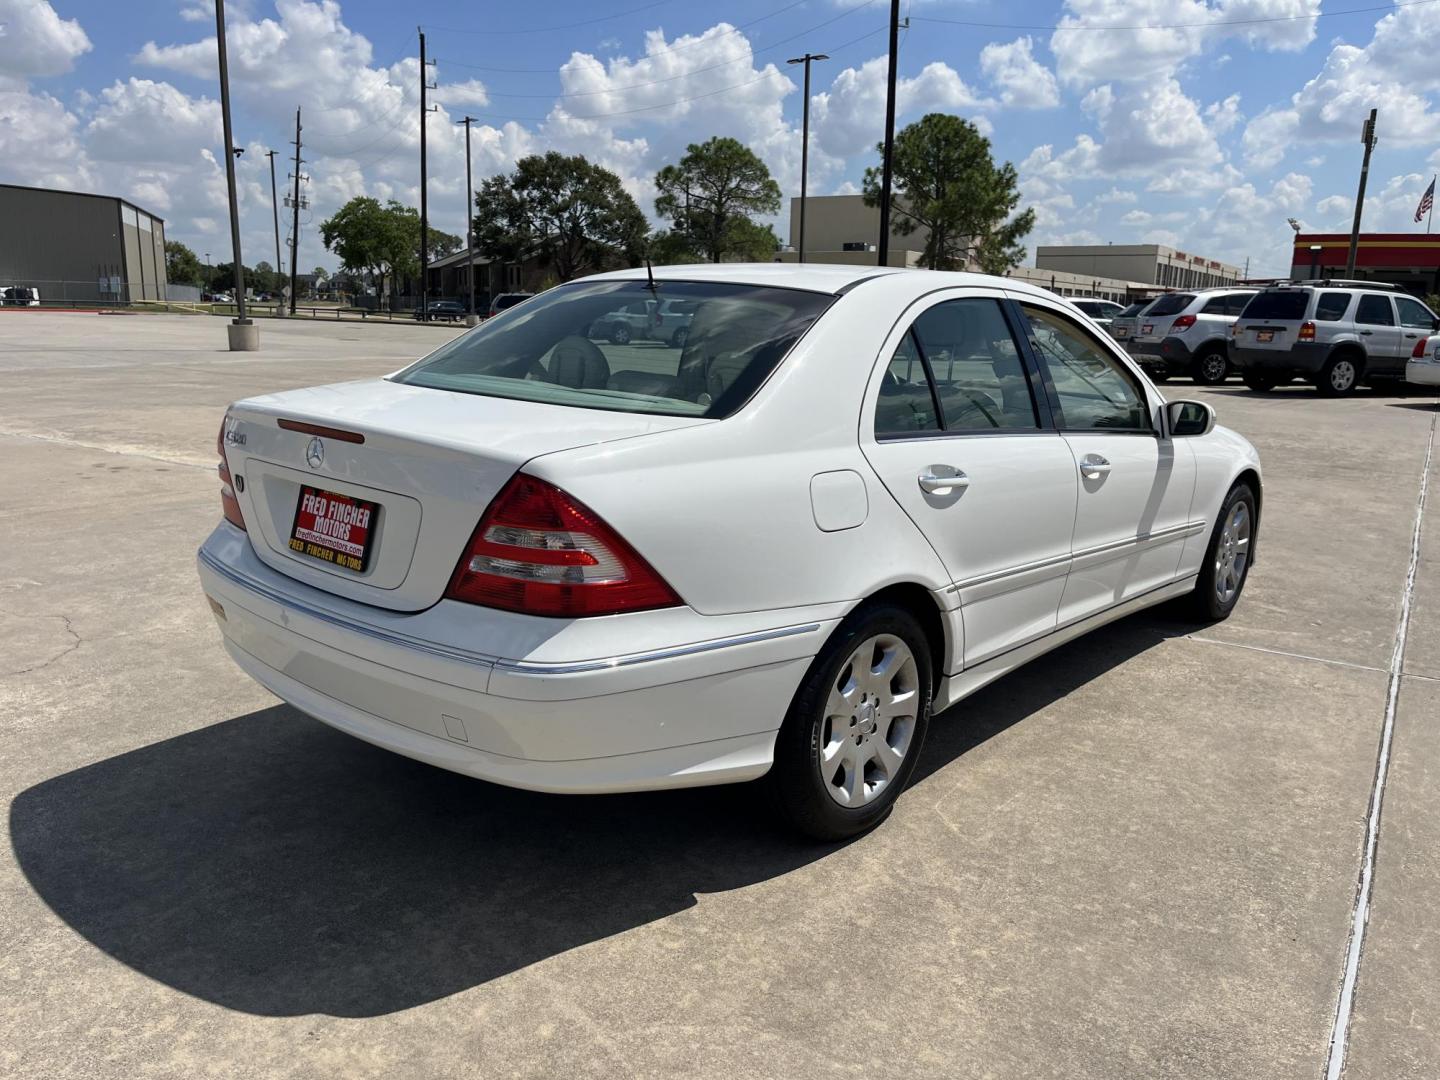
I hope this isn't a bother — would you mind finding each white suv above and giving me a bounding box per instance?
[1229,281,1439,395]
[1125,288,1257,385]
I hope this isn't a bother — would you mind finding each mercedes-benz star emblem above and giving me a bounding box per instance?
[305,436,325,469]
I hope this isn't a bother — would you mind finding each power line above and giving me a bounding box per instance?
[910,0,1438,32]
[438,0,880,100]
[426,0,675,35]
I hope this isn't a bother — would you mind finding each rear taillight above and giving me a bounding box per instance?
[1171,314,1197,331]
[1298,321,1316,342]
[1415,337,1430,358]
[445,474,681,617]
[217,419,246,531]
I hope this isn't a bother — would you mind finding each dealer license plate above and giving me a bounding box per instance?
[1255,329,1276,343]
[1141,324,1153,335]
[289,486,378,573]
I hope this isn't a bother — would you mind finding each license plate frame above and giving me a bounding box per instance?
[288,485,378,574]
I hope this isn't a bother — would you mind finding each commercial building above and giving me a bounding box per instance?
[1291,233,1440,296]
[1035,243,1242,290]
[776,194,930,268]
[0,183,169,305]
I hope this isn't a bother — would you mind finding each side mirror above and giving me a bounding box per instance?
[1167,399,1216,437]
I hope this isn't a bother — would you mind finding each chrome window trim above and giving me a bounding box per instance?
[199,548,821,674]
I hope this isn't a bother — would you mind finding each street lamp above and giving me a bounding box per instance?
[786,52,828,265]
[1287,217,1301,235]
[204,252,211,295]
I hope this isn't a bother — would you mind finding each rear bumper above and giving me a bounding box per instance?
[197,524,840,793]
[1228,341,1329,374]
[1406,360,1440,387]
[1129,337,1197,374]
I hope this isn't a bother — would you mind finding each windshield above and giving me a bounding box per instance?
[394,279,834,418]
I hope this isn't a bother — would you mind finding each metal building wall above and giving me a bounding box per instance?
[0,185,167,304]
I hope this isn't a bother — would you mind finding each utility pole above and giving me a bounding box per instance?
[265,149,282,312]
[456,115,478,324]
[877,0,901,267]
[287,108,306,315]
[419,29,437,320]
[214,0,254,348]
[786,53,829,264]
[1346,108,1377,278]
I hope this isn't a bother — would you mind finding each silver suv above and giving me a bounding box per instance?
[1228,281,1439,396]
[1125,288,1257,385]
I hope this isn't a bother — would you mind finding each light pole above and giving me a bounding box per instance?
[786,53,828,265]
[877,0,901,266]
[213,0,256,349]
[456,115,478,325]
[204,252,211,296]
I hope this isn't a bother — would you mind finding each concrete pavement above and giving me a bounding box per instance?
[1,312,1436,1078]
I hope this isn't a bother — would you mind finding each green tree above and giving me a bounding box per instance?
[320,196,406,286]
[862,113,1034,273]
[252,260,279,293]
[165,240,203,285]
[654,136,781,263]
[474,152,648,282]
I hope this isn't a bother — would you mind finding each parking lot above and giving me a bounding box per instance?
[1,311,1437,1078]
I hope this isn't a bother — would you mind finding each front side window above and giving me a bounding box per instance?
[1314,291,1351,321]
[1396,296,1436,329]
[1020,304,1152,433]
[395,280,832,418]
[1355,294,1395,326]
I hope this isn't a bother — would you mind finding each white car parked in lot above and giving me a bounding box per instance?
[198,264,1262,838]
[1409,332,1440,386]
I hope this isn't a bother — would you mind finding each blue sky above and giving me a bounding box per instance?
[2,0,1439,278]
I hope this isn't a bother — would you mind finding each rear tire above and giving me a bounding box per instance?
[1317,353,1360,396]
[768,604,932,841]
[1188,482,1257,622]
[1192,348,1230,386]
[1242,371,1279,392]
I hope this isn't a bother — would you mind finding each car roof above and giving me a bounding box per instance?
[584,261,1069,302]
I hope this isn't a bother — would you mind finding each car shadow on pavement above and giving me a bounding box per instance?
[9,612,1186,1019]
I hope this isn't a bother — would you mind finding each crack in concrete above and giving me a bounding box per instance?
[0,428,210,470]
[1,608,82,677]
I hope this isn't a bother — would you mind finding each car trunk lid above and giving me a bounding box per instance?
[223,378,706,611]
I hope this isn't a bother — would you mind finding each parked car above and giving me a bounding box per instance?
[1406,332,1440,388]
[1107,301,1151,343]
[1126,288,1256,385]
[487,292,534,318]
[590,297,700,346]
[1229,280,1439,395]
[414,299,467,322]
[1,285,40,306]
[199,264,1261,840]
[1070,298,1125,328]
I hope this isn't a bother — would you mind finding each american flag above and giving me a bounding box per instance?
[1416,177,1435,223]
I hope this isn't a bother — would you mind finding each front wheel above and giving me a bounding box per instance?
[768,604,932,841]
[1188,482,1257,622]
[1193,349,1230,386]
[609,322,631,345]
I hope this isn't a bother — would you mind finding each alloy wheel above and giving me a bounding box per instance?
[1199,353,1227,383]
[1330,359,1356,392]
[819,635,920,808]
[1214,501,1251,605]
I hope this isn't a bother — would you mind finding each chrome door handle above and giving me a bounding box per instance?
[1079,454,1111,479]
[918,466,969,494]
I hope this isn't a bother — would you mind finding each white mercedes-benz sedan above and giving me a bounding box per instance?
[198,264,1261,839]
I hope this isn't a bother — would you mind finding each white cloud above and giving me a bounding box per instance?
[810,55,986,159]
[85,79,220,165]
[980,37,1059,109]
[0,0,90,78]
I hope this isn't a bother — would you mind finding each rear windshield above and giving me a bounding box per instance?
[1145,293,1195,317]
[1241,291,1309,320]
[494,294,530,310]
[394,280,833,418]
[1117,303,1146,318]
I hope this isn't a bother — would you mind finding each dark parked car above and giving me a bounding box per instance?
[414,299,468,322]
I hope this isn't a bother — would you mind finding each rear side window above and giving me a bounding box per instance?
[396,280,832,418]
[911,298,1038,432]
[1396,296,1436,329]
[1225,293,1254,315]
[1145,293,1195,317]
[876,331,941,435]
[1201,296,1230,315]
[1355,295,1395,326]
[1314,292,1351,321]
[1242,291,1308,320]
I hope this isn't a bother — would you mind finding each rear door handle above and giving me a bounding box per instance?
[918,466,969,494]
[1359,330,1374,336]
[1079,454,1111,479]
